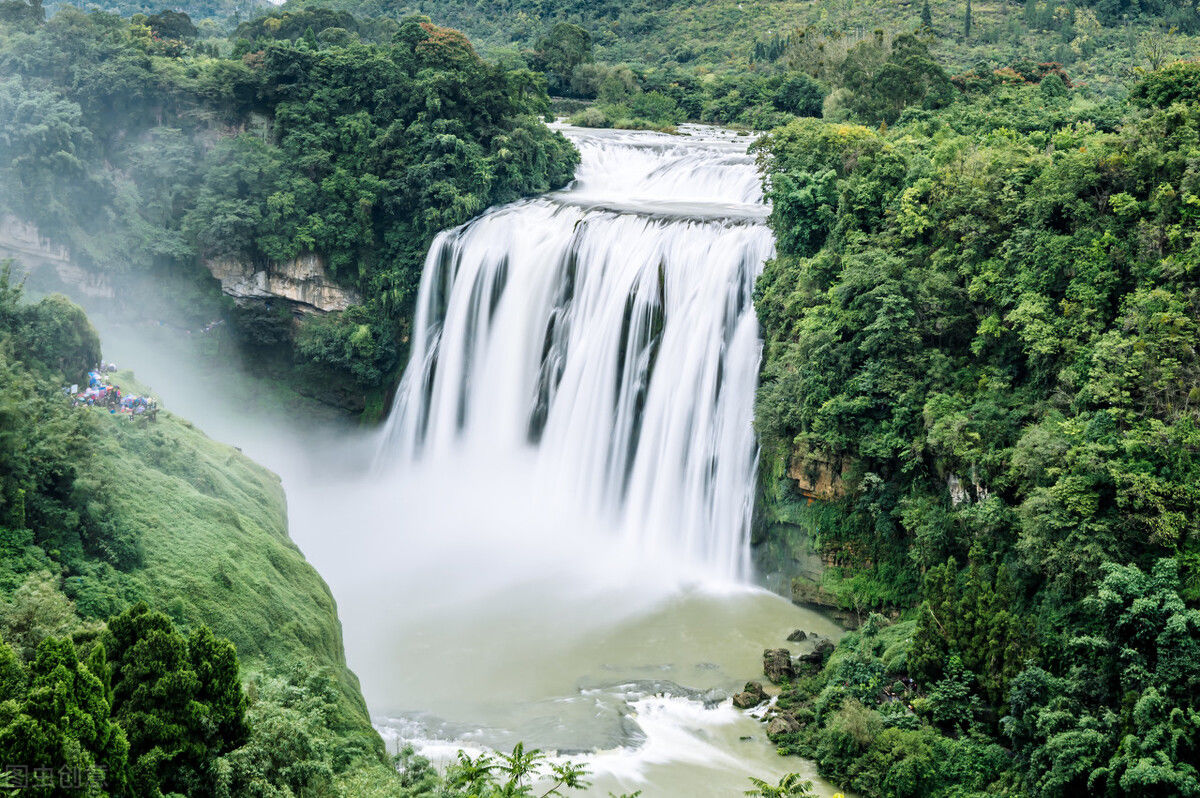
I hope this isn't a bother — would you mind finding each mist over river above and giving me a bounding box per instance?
[86,126,846,797]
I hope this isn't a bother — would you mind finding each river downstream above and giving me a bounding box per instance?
[90,126,845,796]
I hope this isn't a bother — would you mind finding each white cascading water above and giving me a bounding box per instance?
[90,125,846,796]
[379,126,774,581]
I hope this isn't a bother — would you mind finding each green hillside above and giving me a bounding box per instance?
[0,269,406,793]
[295,0,1198,93]
[749,59,1200,797]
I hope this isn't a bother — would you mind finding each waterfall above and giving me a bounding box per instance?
[379,127,774,581]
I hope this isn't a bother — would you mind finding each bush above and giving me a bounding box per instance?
[568,106,611,127]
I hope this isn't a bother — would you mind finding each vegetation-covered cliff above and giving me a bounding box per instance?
[0,4,577,413]
[0,264,417,793]
[749,59,1200,797]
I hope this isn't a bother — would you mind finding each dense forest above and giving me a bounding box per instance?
[3,0,1200,793]
[751,57,1200,796]
[0,3,576,411]
[287,0,1199,119]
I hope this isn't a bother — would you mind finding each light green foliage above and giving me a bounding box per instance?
[745,772,815,797]
[0,571,92,661]
[214,666,346,797]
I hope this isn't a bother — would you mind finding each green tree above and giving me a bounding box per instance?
[104,604,248,797]
[533,21,593,96]
[0,637,129,798]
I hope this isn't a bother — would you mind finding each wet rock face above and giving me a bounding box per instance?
[786,629,808,642]
[732,681,767,709]
[204,253,361,314]
[763,648,795,684]
[787,446,851,500]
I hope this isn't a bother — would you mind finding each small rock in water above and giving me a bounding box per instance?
[732,681,768,709]
[738,735,753,742]
[786,629,808,642]
[796,639,835,664]
[762,648,796,684]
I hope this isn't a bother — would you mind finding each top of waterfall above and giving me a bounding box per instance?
[551,124,768,209]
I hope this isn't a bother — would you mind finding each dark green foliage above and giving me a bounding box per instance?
[104,604,248,796]
[773,73,825,118]
[1003,560,1200,796]
[0,8,577,402]
[839,33,954,124]
[0,267,133,572]
[909,553,1029,708]
[0,0,41,27]
[145,10,198,40]
[234,5,359,40]
[756,62,1200,798]
[1132,59,1200,107]
[772,617,1012,796]
[0,636,130,798]
[19,293,102,385]
[530,21,592,95]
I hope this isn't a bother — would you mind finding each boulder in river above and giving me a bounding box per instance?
[732,681,767,709]
[786,629,808,642]
[763,648,796,683]
[765,712,802,738]
[796,639,835,664]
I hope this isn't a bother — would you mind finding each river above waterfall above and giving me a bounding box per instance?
[88,125,848,797]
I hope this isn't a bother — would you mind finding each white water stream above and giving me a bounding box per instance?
[80,126,846,796]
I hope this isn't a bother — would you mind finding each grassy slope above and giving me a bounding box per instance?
[69,371,399,785]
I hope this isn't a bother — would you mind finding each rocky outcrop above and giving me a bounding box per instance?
[797,638,835,665]
[948,467,991,506]
[763,648,795,684]
[204,253,361,314]
[732,681,768,709]
[787,445,851,501]
[786,629,808,642]
[0,215,114,299]
[765,712,802,738]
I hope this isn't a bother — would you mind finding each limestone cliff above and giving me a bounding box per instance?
[1,214,361,315]
[0,215,114,299]
[204,253,361,314]
[787,446,851,501]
